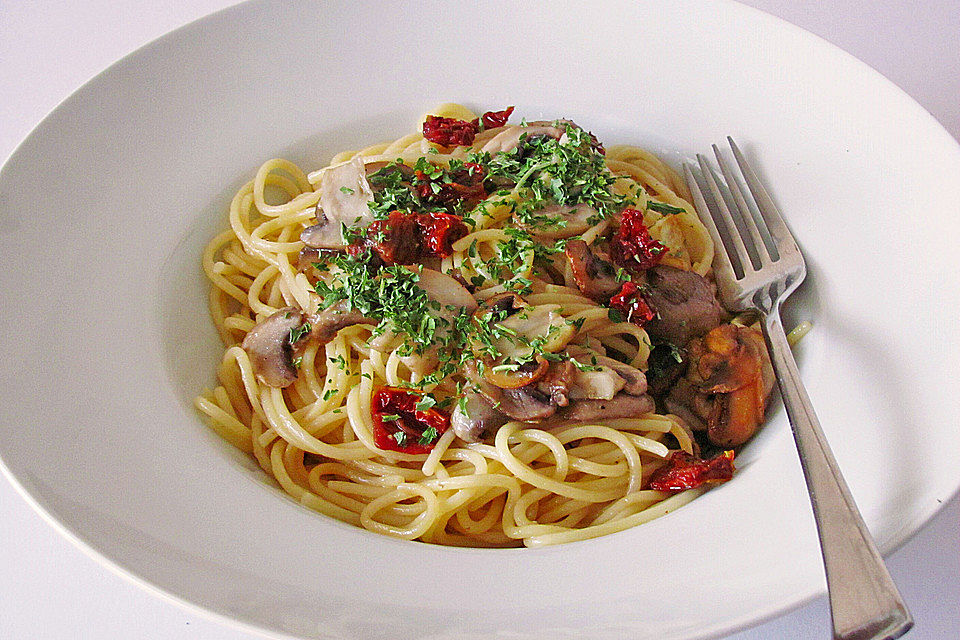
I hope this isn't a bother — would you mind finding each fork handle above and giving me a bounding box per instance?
[761,310,913,640]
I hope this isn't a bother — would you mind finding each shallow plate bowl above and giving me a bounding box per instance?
[1,1,959,638]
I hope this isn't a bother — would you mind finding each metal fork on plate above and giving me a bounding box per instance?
[684,140,913,640]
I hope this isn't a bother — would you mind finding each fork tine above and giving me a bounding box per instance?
[713,144,773,265]
[683,163,737,288]
[728,138,800,258]
[697,153,755,277]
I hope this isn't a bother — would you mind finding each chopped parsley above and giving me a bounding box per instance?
[288,323,311,344]
[474,122,631,229]
[472,227,562,294]
[300,117,656,391]
[418,426,439,445]
[647,201,685,215]
[415,395,437,411]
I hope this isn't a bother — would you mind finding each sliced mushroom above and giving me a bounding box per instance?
[567,363,626,401]
[521,202,598,240]
[298,247,322,271]
[302,156,377,250]
[559,393,656,421]
[641,265,727,346]
[495,304,575,358]
[300,215,346,250]
[297,246,347,273]
[408,267,478,315]
[480,121,567,155]
[564,239,622,301]
[307,300,377,345]
[664,377,710,431]
[689,324,764,393]
[241,307,305,388]
[450,389,509,443]
[590,354,648,396]
[565,347,648,396]
[470,296,576,390]
[535,359,577,406]
[498,386,557,421]
[484,356,549,389]
[666,324,773,447]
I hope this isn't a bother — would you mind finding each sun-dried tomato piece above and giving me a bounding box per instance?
[477,106,514,130]
[417,211,468,258]
[367,211,421,265]
[610,208,666,272]
[372,387,449,454]
[413,162,487,209]
[647,450,735,492]
[358,209,468,264]
[422,115,479,147]
[609,281,656,325]
[422,107,514,147]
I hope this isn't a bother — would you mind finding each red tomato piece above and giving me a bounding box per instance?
[413,162,487,209]
[478,106,515,130]
[422,107,514,146]
[416,212,468,258]
[422,115,479,147]
[371,387,450,454]
[609,281,656,325]
[647,450,736,492]
[610,208,666,272]
[367,211,422,265]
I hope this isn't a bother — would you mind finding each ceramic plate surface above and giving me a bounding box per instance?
[1,1,958,638]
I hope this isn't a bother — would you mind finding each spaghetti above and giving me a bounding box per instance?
[195,104,770,547]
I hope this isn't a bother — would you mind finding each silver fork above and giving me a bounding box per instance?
[684,140,913,640]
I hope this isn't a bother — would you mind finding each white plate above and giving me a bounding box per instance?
[1,1,958,638]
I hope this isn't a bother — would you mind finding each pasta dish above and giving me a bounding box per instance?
[195,104,774,547]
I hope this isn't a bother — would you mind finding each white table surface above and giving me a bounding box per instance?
[1,1,957,638]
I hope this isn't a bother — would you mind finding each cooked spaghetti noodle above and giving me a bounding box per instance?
[195,104,766,547]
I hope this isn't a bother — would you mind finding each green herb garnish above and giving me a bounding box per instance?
[647,201,685,215]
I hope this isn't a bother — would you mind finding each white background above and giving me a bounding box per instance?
[0,1,957,638]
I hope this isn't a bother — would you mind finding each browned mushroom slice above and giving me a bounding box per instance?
[564,239,622,301]
[484,357,549,389]
[450,388,509,443]
[521,202,599,240]
[666,324,774,448]
[307,300,377,346]
[480,121,567,155]
[297,246,346,273]
[241,307,305,388]
[535,359,577,406]
[565,347,648,397]
[590,354,647,396]
[559,393,656,421]
[498,386,557,421]
[689,324,763,393]
[641,265,727,346]
[664,378,709,431]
